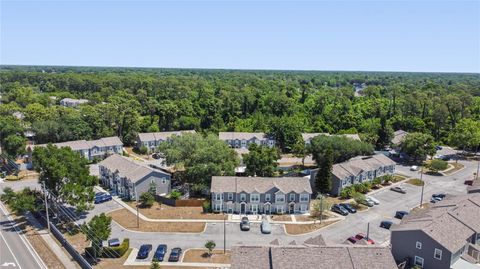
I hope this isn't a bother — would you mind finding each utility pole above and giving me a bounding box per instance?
[223,212,226,254]
[42,181,50,233]
[366,222,370,241]
[419,165,424,208]
[475,145,479,181]
[135,190,139,228]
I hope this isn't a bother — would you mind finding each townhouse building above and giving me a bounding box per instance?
[29,136,123,161]
[310,154,396,196]
[219,132,275,149]
[59,98,89,107]
[210,176,312,215]
[98,154,171,200]
[391,193,480,269]
[302,133,361,145]
[136,130,196,152]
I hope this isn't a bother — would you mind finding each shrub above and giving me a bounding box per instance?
[170,190,182,200]
[140,192,155,208]
[138,146,148,155]
[86,238,130,258]
[428,159,448,172]
[340,186,356,199]
[0,187,16,203]
[353,193,366,205]
[202,201,211,213]
[371,177,382,187]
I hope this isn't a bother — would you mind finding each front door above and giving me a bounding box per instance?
[264,204,271,215]
[251,204,258,215]
[240,203,246,214]
[289,203,295,214]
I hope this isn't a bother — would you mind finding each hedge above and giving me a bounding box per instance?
[85,238,130,258]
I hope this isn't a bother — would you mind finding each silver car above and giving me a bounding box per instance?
[261,220,271,234]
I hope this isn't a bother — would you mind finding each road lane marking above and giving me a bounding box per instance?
[0,231,22,269]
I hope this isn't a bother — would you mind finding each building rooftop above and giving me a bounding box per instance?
[302,133,361,142]
[231,245,397,269]
[392,130,408,145]
[33,136,123,151]
[219,132,271,141]
[211,176,312,194]
[137,130,196,142]
[392,193,480,253]
[98,154,169,183]
[326,154,396,180]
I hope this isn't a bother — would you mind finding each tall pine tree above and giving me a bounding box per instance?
[315,146,333,194]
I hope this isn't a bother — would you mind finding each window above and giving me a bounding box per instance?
[414,256,424,268]
[275,194,285,203]
[416,241,422,249]
[289,193,295,201]
[240,194,246,201]
[214,204,222,211]
[300,194,309,202]
[215,193,223,201]
[276,205,284,213]
[161,178,167,184]
[250,194,260,203]
[434,249,442,260]
[227,192,233,200]
[265,194,271,201]
[300,204,307,212]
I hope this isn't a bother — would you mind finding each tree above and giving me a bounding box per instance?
[315,146,333,194]
[311,196,332,220]
[243,144,280,177]
[3,135,26,157]
[427,159,448,173]
[292,140,309,167]
[0,116,25,157]
[353,192,366,205]
[82,213,112,261]
[310,135,374,164]
[205,240,216,257]
[339,186,356,199]
[158,133,239,193]
[32,145,97,212]
[1,188,40,214]
[150,260,161,269]
[140,192,155,207]
[0,187,16,203]
[448,118,480,152]
[267,116,303,152]
[376,116,393,149]
[400,132,436,162]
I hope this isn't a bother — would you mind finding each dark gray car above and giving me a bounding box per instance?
[240,217,250,231]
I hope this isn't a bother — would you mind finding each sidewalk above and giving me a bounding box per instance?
[25,212,80,269]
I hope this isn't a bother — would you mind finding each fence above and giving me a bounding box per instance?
[34,213,93,269]
[156,196,206,207]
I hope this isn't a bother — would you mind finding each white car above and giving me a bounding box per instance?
[410,165,419,171]
[366,196,380,205]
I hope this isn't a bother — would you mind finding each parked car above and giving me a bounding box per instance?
[168,247,182,262]
[339,203,357,213]
[465,179,474,186]
[410,165,419,171]
[331,204,349,216]
[360,199,374,207]
[94,192,112,204]
[107,238,120,247]
[380,220,393,229]
[240,217,250,231]
[395,211,409,219]
[152,153,161,159]
[261,220,272,234]
[153,244,167,262]
[391,186,407,194]
[435,145,443,150]
[431,193,446,203]
[366,196,380,205]
[136,244,153,259]
[347,236,359,244]
[355,233,375,244]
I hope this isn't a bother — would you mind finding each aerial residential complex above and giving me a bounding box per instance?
[302,133,361,145]
[391,193,480,269]
[98,154,171,200]
[210,176,312,214]
[136,130,196,152]
[310,154,396,196]
[219,132,276,149]
[28,136,123,161]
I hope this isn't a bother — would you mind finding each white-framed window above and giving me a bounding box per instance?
[289,193,295,201]
[434,249,442,260]
[300,194,309,202]
[240,194,246,201]
[414,256,424,268]
[416,241,422,249]
[275,194,285,203]
[215,193,223,201]
[250,194,260,203]
[250,204,258,213]
[265,194,271,201]
[214,204,222,211]
[276,205,284,213]
[227,192,233,200]
[300,204,307,212]
[162,178,167,184]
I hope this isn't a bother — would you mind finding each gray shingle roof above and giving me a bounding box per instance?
[211,176,312,194]
[137,130,196,142]
[231,246,397,269]
[34,136,123,151]
[331,154,396,179]
[392,130,408,145]
[98,154,168,183]
[302,133,361,142]
[219,132,270,141]
[392,193,480,253]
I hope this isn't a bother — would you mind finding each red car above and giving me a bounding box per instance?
[355,233,375,244]
[347,236,359,244]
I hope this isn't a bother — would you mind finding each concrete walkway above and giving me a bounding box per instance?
[124,247,231,268]
[25,212,80,269]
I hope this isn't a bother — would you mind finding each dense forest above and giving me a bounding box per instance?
[1,65,479,158]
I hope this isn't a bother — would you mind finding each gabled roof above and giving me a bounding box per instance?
[219,132,271,141]
[137,130,196,142]
[34,136,123,151]
[211,176,312,194]
[392,193,480,253]
[325,154,396,180]
[302,133,361,142]
[98,154,169,183]
[392,129,408,145]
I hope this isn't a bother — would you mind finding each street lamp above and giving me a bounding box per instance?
[419,164,424,208]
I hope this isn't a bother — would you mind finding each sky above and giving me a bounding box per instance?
[1,0,479,73]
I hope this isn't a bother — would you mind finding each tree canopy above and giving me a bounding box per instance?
[310,135,374,164]
[400,132,437,162]
[243,144,280,177]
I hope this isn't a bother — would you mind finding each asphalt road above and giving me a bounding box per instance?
[0,203,46,269]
